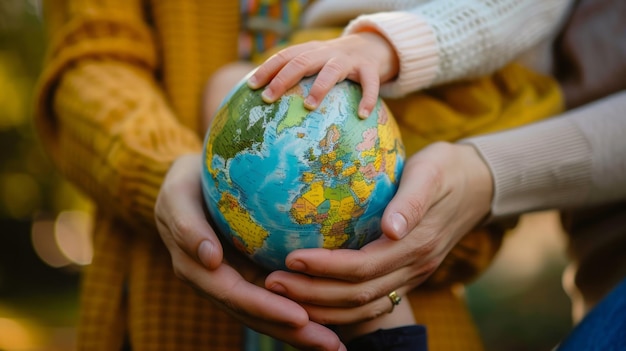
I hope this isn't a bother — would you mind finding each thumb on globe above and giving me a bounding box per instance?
[381,154,444,240]
[198,240,223,270]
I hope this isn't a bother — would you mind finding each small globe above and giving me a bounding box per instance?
[202,74,405,271]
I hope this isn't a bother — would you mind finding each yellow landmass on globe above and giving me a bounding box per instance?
[360,148,377,159]
[205,140,216,177]
[302,181,325,207]
[350,177,375,202]
[319,151,336,164]
[338,196,356,220]
[217,192,269,255]
[291,196,317,224]
[376,106,401,182]
[341,164,357,177]
[382,150,398,182]
[319,199,364,249]
[320,198,350,249]
[294,172,370,238]
[301,172,315,183]
[321,222,350,249]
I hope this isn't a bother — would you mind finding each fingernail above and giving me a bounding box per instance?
[304,96,317,110]
[247,76,260,89]
[358,108,369,119]
[198,240,213,267]
[288,259,306,272]
[261,88,274,103]
[391,213,408,238]
[269,283,287,295]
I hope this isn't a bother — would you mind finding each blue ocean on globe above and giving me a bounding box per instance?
[202,74,405,271]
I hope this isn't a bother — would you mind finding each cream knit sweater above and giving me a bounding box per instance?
[304,0,573,97]
[465,91,626,217]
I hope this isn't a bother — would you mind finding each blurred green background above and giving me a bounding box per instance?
[0,1,572,350]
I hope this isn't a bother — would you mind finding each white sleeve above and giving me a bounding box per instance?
[343,0,573,97]
[461,91,626,218]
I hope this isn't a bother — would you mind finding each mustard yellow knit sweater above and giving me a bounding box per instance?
[35,1,562,350]
[37,2,243,350]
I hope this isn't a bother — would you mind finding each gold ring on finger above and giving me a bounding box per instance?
[387,290,401,313]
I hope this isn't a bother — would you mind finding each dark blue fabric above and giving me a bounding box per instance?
[557,277,626,351]
[345,325,428,351]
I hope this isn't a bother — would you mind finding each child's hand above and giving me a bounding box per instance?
[247,32,399,119]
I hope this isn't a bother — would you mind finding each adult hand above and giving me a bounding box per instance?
[265,142,494,325]
[155,154,346,351]
[247,32,399,119]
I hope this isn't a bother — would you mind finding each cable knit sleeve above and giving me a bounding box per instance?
[35,2,202,229]
[343,0,572,97]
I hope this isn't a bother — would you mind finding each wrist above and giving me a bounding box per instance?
[351,32,399,84]
[457,143,494,220]
[343,11,439,97]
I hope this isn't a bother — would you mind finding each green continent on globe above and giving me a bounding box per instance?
[209,85,277,162]
[202,74,404,271]
[276,94,309,134]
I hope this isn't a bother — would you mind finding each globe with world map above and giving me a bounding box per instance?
[202,74,405,271]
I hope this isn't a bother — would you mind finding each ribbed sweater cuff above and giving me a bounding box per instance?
[461,118,593,218]
[343,11,439,98]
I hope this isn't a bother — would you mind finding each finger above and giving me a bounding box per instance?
[284,236,414,282]
[304,58,349,110]
[155,154,223,269]
[267,271,362,307]
[175,247,310,327]
[246,320,346,351]
[261,52,324,103]
[266,263,427,308]
[247,45,307,89]
[355,65,380,119]
[173,243,345,350]
[302,285,414,326]
[381,153,445,240]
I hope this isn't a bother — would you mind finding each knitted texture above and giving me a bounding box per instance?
[36,1,243,350]
[35,1,564,350]
[464,91,626,217]
[306,0,572,97]
[344,11,439,98]
[415,0,571,86]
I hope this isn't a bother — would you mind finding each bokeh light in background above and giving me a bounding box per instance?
[0,0,572,350]
[0,316,43,351]
[1,0,92,350]
[31,210,94,269]
[31,219,70,268]
[1,172,41,219]
[53,211,94,266]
